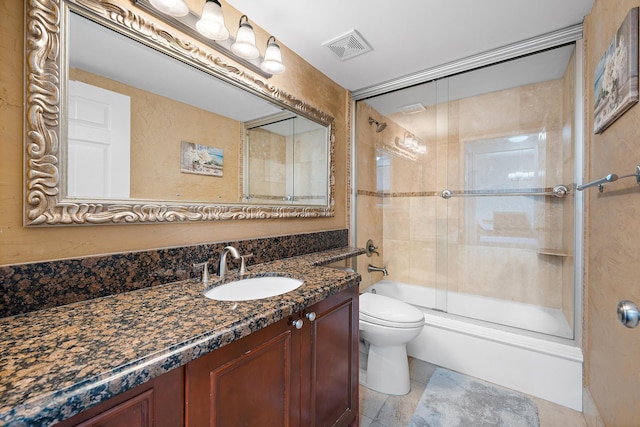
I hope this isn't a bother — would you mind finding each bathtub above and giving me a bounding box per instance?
[363,280,584,411]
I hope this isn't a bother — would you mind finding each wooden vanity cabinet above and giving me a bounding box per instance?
[55,367,184,427]
[185,310,302,426]
[301,285,359,426]
[185,285,359,427]
[53,285,357,427]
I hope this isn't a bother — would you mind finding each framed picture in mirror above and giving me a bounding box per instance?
[180,142,224,177]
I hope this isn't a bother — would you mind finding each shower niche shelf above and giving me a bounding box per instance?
[537,248,571,257]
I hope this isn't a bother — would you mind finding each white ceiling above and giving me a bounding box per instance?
[225,0,595,92]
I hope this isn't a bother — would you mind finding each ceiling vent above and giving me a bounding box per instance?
[398,103,427,115]
[322,30,372,61]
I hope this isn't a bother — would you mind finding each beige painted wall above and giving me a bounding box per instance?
[583,1,640,425]
[0,0,349,266]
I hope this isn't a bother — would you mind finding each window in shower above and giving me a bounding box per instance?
[376,150,391,194]
[464,133,541,248]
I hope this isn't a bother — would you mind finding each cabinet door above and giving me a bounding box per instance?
[74,391,153,427]
[185,315,301,426]
[302,286,359,427]
[56,367,184,427]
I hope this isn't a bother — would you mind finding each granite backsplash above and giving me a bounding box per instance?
[0,229,349,318]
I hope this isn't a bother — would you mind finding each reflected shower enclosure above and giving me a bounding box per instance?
[355,44,578,339]
[244,114,329,205]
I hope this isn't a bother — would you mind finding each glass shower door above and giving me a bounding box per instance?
[357,80,444,305]
[356,43,577,340]
[438,45,577,338]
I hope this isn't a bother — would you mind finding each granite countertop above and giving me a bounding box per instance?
[0,247,364,426]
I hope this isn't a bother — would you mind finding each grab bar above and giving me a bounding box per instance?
[440,185,570,199]
[577,165,640,193]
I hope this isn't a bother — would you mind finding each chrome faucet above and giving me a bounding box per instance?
[219,246,240,279]
[367,264,388,276]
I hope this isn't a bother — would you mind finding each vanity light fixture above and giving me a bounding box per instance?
[195,0,230,41]
[260,36,286,74]
[403,132,419,149]
[231,15,259,59]
[149,0,189,16]
[140,0,285,77]
[396,131,427,154]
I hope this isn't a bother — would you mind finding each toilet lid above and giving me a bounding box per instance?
[359,292,425,327]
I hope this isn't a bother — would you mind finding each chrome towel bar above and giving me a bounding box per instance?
[577,165,640,192]
[440,185,570,199]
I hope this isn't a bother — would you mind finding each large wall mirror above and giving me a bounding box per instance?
[24,0,335,226]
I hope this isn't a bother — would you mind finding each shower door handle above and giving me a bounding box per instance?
[617,300,640,328]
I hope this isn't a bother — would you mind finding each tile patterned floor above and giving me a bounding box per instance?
[359,358,587,427]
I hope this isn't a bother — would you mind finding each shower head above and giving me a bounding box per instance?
[368,117,387,132]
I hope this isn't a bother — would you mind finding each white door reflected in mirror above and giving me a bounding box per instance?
[67,80,131,199]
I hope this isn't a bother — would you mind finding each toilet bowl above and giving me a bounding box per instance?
[359,292,425,395]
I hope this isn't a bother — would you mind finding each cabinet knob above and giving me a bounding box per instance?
[305,312,316,321]
[290,319,304,329]
[617,300,640,328]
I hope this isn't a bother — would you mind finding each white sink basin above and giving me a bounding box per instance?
[204,276,304,301]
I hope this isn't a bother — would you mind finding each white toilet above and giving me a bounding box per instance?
[359,292,425,395]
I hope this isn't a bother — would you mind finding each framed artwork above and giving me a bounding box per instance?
[594,7,639,134]
[180,141,224,177]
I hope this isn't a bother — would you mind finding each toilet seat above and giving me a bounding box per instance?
[360,293,425,328]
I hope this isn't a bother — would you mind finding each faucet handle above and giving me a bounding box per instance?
[366,239,380,257]
[193,261,211,285]
[239,253,254,275]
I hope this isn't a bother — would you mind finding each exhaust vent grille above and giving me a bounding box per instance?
[323,30,372,61]
[398,103,427,115]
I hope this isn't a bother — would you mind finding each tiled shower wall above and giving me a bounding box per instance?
[0,229,348,318]
[356,54,576,312]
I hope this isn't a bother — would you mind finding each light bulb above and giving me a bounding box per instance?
[260,36,285,74]
[195,0,229,41]
[231,16,259,59]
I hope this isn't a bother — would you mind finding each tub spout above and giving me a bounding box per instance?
[368,264,388,276]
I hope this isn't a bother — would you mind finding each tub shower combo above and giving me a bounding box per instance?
[354,39,585,410]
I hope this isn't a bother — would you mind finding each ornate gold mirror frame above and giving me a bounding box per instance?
[24,0,335,226]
